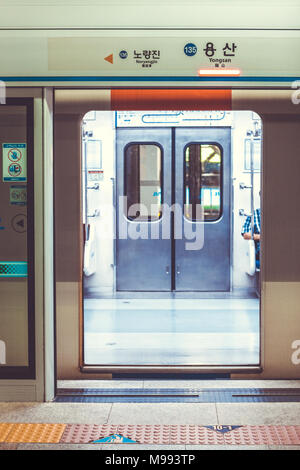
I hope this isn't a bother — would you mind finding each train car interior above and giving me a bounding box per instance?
[69,109,262,372]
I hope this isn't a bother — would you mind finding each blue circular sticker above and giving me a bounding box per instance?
[119,50,128,59]
[184,43,197,57]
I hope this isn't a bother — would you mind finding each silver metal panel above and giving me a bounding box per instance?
[175,128,231,291]
[0,385,36,402]
[116,128,172,291]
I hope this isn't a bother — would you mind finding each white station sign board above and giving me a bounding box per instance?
[0,31,299,82]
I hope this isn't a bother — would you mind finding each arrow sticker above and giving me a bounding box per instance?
[104,54,113,64]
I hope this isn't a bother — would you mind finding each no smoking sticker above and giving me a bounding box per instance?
[2,143,27,182]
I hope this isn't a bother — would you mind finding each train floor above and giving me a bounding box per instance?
[1,380,300,450]
[84,298,259,366]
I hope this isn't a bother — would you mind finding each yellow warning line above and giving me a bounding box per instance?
[1,423,66,443]
[0,423,15,442]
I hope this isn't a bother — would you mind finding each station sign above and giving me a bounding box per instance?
[0,31,299,83]
[46,34,299,77]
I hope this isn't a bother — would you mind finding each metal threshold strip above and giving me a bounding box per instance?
[55,388,300,403]
[56,389,199,398]
[80,366,262,373]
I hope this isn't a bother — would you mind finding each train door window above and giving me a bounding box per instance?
[124,143,162,221]
[184,143,222,221]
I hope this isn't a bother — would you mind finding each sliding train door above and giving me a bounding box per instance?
[116,128,172,291]
[175,127,231,291]
[116,126,231,292]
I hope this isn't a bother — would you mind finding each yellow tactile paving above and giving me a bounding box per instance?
[0,423,15,442]
[4,423,66,443]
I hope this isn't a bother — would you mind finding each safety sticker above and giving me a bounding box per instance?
[2,143,27,182]
[11,214,27,233]
[88,169,103,181]
[10,185,27,206]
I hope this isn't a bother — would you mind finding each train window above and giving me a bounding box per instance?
[86,139,102,169]
[124,143,162,221]
[184,143,222,221]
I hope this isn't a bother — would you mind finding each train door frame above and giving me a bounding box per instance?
[51,87,300,386]
[2,86,299,404]
[0,87,54,402]
[54,88,264,379]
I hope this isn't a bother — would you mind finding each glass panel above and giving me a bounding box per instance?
[244,139,261,171]
[125,143,162,221]
[184,143,222,221]
[86,140,102,169]
[0,100,34,378]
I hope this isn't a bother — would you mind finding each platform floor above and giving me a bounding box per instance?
[1,380,300,450]
[84,298,259,366]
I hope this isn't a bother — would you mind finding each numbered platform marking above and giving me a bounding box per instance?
[204,425,243,434]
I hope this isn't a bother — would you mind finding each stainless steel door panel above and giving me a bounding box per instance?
[116,128,172,291]
[175,127,231,291]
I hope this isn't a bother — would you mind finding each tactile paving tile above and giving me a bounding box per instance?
[60,424,227,445]
[224,425,281,446]
[117,424,169,445]
[60,424,119,444]
[274,425,300,445]
[168,425,225,445]
[2,423,300,445]
[86,425,300,445]
[0,423,15,442]
[5,423,66,443]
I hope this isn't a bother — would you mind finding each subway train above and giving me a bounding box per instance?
[0,0,299,402]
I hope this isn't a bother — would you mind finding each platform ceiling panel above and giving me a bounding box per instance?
[0,1,299,29]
